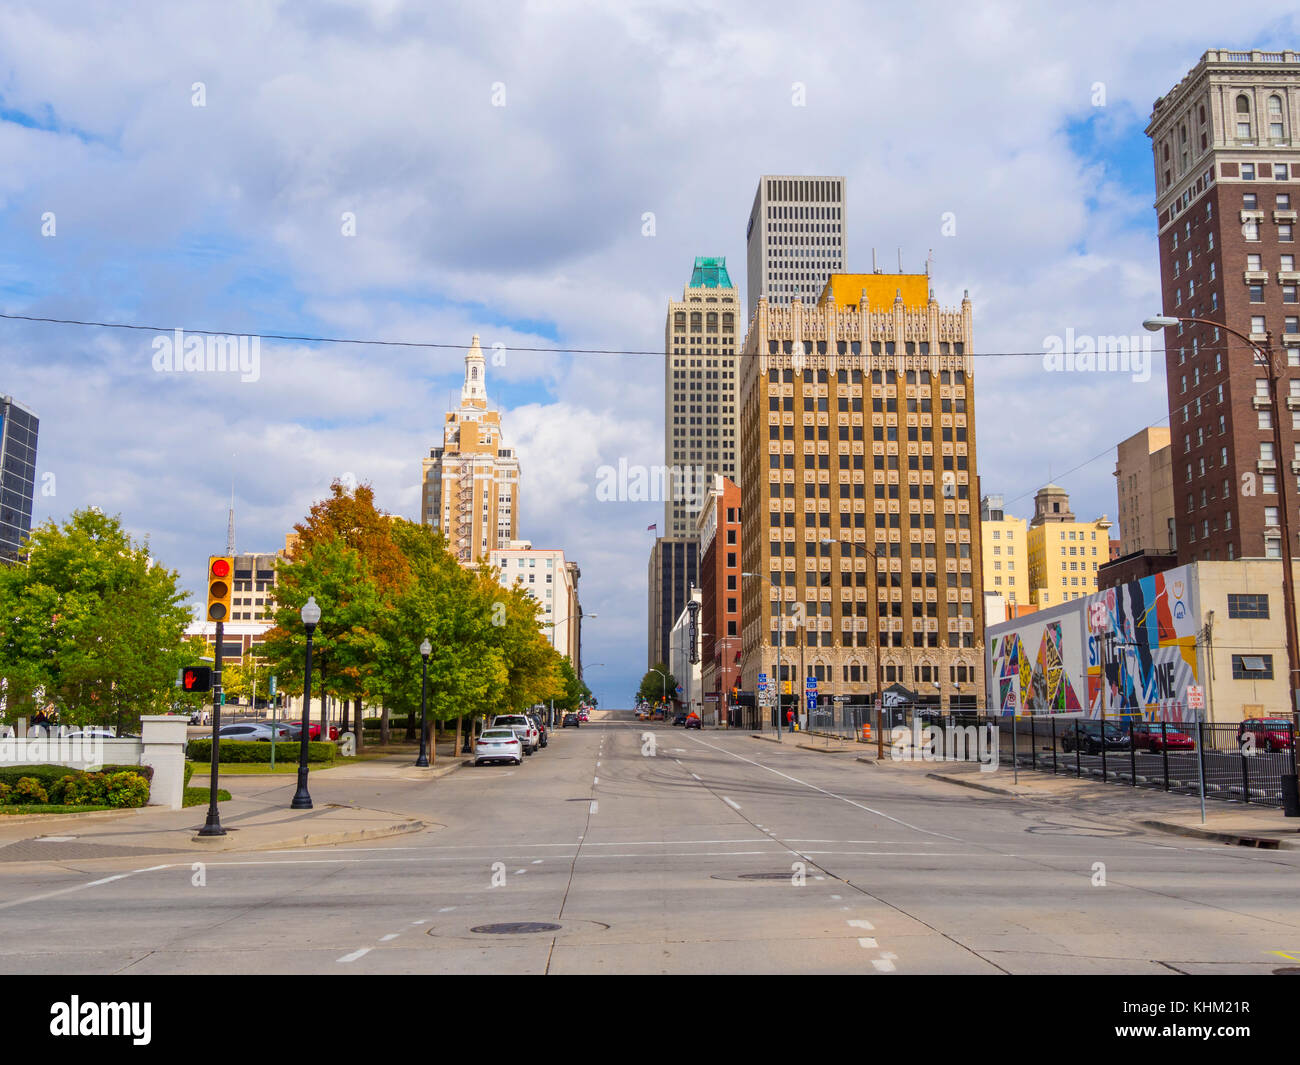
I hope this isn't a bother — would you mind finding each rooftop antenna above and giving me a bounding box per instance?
[926,248,934,276]
[226,470,236,555]
[872,248,878,273]
[897,247,902,272]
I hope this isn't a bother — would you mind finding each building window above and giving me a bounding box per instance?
[1231,654,1273,680]
[1227,593,1269,619]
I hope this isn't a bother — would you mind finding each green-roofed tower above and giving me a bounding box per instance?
[688,256,733,289]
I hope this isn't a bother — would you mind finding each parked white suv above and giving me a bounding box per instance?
[492,714,539,755]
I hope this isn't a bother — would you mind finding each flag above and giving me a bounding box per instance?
[647,523,657,532]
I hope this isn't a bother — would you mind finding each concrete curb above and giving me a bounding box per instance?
[855,756,878,765]
[925,771,1025,796]
[0,807,145,826]
[191,816,429,850]
[796,743,857,754]
[1135,817,1300,850]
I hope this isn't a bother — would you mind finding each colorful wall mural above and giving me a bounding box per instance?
[986,566,1203,722]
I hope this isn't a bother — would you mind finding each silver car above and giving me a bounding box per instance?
[217,722,294,742]
[474,728,523,766]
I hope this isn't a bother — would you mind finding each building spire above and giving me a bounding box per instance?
[462,334,487,409]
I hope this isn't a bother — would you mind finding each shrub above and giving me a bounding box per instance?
[0,783,9,803]
[186,739,335,763]
[103,771,149,808]
[47,775,80,804]
[183,761,194,788]
[10,777,49,805]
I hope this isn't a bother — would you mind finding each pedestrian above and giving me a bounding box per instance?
[786,708,794,732]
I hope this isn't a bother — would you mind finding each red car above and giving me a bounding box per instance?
[1132,722,1195,751]
[1237,718,1294,753]
[286,720,340,741]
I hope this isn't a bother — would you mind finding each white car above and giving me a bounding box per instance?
[491,714,539,755]
[475,728,523,766]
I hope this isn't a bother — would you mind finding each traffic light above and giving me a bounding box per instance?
[206,556,234,622]
[182,666,213,693]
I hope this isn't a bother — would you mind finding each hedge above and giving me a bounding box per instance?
[0,768,150,808]
[0,763,152,788]
[186,739,336,763]
[184,761,194,788]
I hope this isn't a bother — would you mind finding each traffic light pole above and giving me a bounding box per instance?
[198,618,226,836]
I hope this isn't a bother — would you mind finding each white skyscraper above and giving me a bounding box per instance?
[744,175,847,324]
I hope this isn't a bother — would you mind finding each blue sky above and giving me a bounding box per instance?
[2,1,1300,708]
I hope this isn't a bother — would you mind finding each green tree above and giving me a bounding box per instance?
[0,509,192,732]
[637,663,675,706]
[257,535,382,734]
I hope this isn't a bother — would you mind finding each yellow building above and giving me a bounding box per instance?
[421,336,520,564]
[979,495,1029,609]
[1026,485,1112,607]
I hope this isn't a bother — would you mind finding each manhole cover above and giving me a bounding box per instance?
[738,872,796,881]
[470,922,562,935]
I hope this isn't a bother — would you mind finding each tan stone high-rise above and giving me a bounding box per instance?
[737,275,984,713]
[421,336,520,564]
[1114,427,1175,555]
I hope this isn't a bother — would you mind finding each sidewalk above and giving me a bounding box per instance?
[921,760,1300,849]
[0,751,466,861]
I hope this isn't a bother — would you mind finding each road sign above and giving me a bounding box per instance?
[806,692,817,710]
[1186,685,1204,711]
[806,676,817,693]
[269,675,277,697]
[757,673,768,692]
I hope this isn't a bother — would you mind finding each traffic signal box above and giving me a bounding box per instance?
[206,556,233,622]
[182,666,213,693]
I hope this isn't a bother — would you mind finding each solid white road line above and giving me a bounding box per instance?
[338,948,371,963]
[379,934,399,942]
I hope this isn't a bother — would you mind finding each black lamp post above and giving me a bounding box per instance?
[416,639,431,767]
[291,596,321,810]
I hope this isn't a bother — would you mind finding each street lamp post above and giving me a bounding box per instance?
[416,639,431,767]
[821,538,885,760]
[544,612,596,727]
[742,571,784,741]
[1145,314,1300,728]
[291,596,321,810]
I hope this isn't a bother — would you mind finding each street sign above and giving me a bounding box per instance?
[1186,685,1204,711]
[757,673,768,692]
[806,692,817,710]
[806,676,817,693]
[269,675,277,697]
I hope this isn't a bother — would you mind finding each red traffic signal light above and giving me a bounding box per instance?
[207,556,234,622]
[182,666,213,693]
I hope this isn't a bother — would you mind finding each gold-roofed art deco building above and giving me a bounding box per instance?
[421,336,520,564]
[737,274,984,719]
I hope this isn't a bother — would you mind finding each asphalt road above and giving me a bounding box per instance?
[1,720,1298,975]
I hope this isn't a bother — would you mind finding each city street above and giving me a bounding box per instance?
[1,718,1297,975]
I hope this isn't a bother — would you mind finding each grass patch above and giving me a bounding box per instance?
[182,787,232,807]
[0,804,116,815]
[188,760,352,775]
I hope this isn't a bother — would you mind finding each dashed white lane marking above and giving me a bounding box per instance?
[848,919,875,930]
[831,895,843,900]
[590,801,598,814]
[412,920,428,925]
[593,777,599,785]
[723,797,741,810]
[514,869,526,875]
[872,959,896,972]
[857,937,879,949]
[379,933,399,942]
[438,906,456,912]
[690,773,701,780]
[338,948,371,963]
[531,859,543,864]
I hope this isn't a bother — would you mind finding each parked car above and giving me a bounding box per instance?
[1132,722,1196,751]
[474,728,523,766]
[1238,718,1294,752]
[492,714,539,755]
[217,722,294,742]
[562,712,580,728]
[528,713,548,749]
[684,713,701,730]
[1060,721,1130,755]
[65,727,139,740]
[672,712,688,726]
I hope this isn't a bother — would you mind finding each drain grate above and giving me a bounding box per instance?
[470,922,562,935]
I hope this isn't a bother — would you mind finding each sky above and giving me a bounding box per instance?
[2,1,1299,709]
